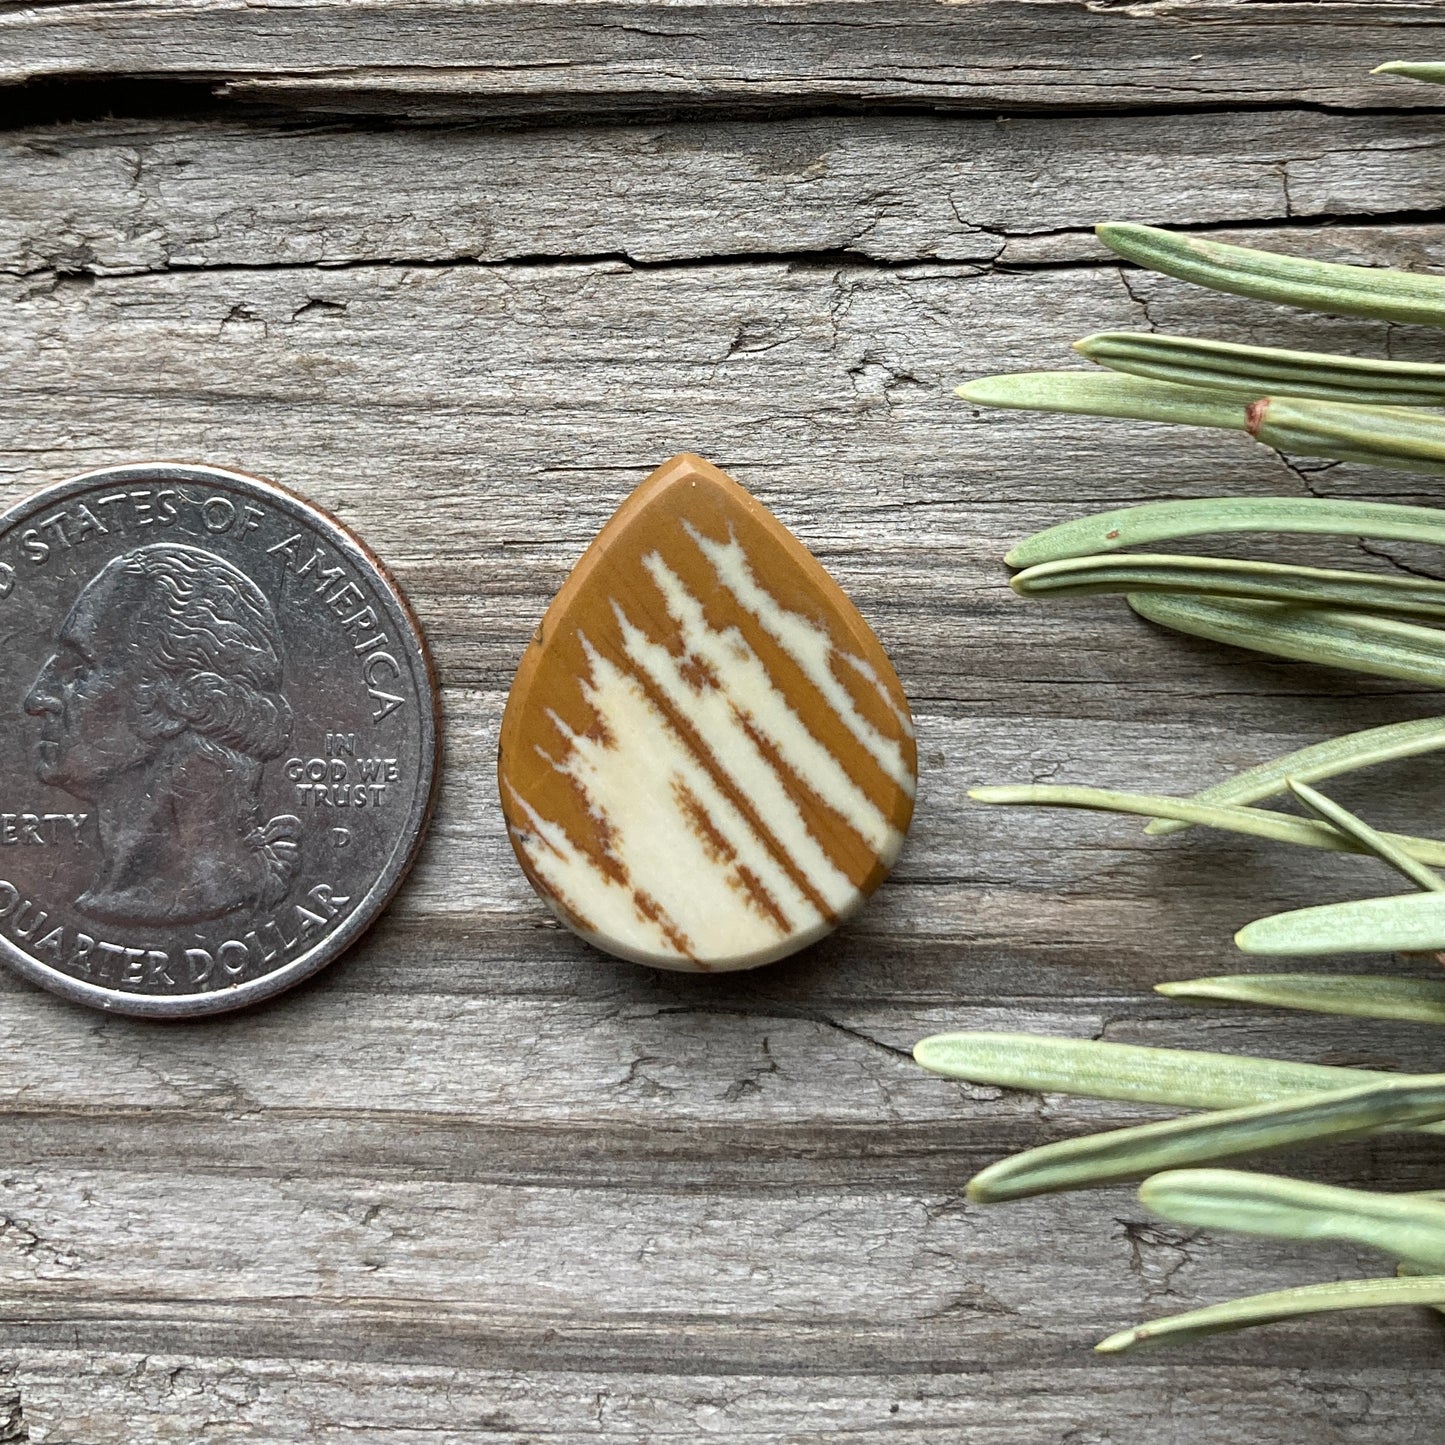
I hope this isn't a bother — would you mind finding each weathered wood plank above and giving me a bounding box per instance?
[6,0,1445,117]
[10,1351,1445,1444]
[6,50,1445,1439]
[5,973,1445,1126]
[2,1156,1445,1378]
[6,109,1445,276]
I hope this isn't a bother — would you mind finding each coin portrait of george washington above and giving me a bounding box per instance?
[26,543,304,927]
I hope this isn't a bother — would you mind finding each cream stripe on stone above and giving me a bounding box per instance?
[515,638,827,966]
[638,549,903,863]
[685,522,918,794]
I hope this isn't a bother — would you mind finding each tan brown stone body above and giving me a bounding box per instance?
[498,453,917,971]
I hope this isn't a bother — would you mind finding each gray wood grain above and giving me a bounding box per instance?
[12,1351,1445,1444]
[7,0,1445,117]
[8,109,1445,275]
[4,15,1445,1441]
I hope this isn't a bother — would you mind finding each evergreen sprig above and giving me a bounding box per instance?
[932,58,1445,1354]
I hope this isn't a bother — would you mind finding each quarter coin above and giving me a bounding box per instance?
[0,463,439,1017]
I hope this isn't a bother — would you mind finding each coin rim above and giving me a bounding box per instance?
[0,462,442,1019]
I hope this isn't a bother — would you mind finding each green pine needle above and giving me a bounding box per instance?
[956,370,1246,429]
[1095,1275,1445,1354]
[968,782,1445,866]
[1005,496,1445,569]
[1373,61,1445,87]
[1140,1169,1445,1272]
[1077,331,1445,407]
[1148,716,1445,837]
[1011,552,1445,624]
[913,1031,1445,1130]
[1249,396,1445,477]
[1097,222,1445,327]
[966,1075,1445,1203]
[1237,890,1445,956]
[1156,974,1445,1025]
[1128,593,1445,689]
[1285,777,1445,892]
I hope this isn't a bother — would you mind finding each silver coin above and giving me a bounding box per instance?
[0,463,440,1017]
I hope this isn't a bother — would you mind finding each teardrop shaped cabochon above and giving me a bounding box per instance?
[498,454,917,972]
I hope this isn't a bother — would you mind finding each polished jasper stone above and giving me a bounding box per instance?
[498,453,917,971]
